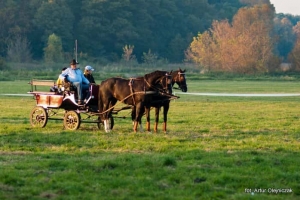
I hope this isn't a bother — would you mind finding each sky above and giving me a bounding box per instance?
[270,0,300,16]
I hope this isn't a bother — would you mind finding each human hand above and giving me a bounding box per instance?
[64,77,69,83]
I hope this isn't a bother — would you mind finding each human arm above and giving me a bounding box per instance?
[90,74,96,84]
[81,72,90,84]
[59,68,69,81]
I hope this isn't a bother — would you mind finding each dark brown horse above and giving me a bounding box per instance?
[132,68,187,132]
[98,70,173,132]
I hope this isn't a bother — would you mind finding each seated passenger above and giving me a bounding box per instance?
[84,65,96,84]
[57,67,67,89]
[83,65,96,102]
[50,67,67,93]
[59,59,90,105]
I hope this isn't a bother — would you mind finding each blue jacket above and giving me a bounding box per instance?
[59,67,90,84]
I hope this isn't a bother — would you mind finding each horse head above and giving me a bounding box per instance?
[155,70,173,94]
[172,68,187,92]
[144,70,173,94]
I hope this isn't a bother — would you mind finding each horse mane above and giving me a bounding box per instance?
[144,70,165,78]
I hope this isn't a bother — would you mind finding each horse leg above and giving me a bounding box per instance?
[104,119,110,133]
[103,108,112,133]
[132,106,143,131]
[139,119,143,132]
[101,99,114,133]
[154,107,159,133]
[162,102,170,133]
[134,103,144,132]
[139,106,145,132]
[145,107,151,132]
[131,106,136,126]
[98,91,109,133]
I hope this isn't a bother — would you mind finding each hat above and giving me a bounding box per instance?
[70,59,79,65]
[85,65,94,71]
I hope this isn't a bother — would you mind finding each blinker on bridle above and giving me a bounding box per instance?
[174,72,187,90]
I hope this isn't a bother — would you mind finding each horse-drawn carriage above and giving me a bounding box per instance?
[28,69,187,132]
[28,80,116,130]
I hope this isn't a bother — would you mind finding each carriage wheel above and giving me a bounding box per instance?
[30,106,48,128]
[97,115,114,130]
[64,110,81,130]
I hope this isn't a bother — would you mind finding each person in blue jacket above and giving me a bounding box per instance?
[59,59,90,104]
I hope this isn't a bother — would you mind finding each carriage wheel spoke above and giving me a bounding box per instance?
[30,106,48,128]
[64,111,81,130]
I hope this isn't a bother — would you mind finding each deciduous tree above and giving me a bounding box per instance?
[7,35,32,62]
[44,34,63,63]
[288,22,300,71]
[187,4,276,74]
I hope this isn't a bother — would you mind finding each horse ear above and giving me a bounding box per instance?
[170,70,173,74]
[183,69,186,73]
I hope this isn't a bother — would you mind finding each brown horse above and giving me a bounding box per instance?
[98,70,173,132]
[132,68,187,132]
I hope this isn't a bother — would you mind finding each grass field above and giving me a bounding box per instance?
[0,79,300,199]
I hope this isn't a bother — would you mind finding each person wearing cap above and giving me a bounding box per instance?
[59,59,90,105]
[84,65,95,84]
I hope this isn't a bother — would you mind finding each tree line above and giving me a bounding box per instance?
[1,0,300,74]
[0,0,245,63]
[186,3,300,73]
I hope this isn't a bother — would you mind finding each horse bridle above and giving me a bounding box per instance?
[173,72,187,90]
[144,73,172,94]
[157,73,172,94]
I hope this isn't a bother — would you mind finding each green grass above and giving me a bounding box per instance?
[0,80,300,199]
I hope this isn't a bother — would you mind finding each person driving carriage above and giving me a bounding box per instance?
[59,59,90,105]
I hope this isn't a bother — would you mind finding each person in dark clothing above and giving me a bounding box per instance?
[84,65,95,84]
[83,65,96,102]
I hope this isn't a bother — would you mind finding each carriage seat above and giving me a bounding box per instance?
[29,79,58,95]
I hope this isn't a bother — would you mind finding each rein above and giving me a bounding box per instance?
[144,73,172,94]
[98,90,157,115]
[129,77,155,105]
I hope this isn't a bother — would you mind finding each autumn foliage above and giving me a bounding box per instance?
[288,22,300,71]
[186,4,276,74]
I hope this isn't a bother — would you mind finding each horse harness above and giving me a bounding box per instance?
[128,74,172,105]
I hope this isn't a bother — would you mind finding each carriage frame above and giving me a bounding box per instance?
[28,79,123,130]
